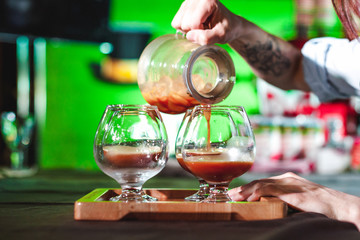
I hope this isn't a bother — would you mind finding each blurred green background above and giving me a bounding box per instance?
[40,0,341,170]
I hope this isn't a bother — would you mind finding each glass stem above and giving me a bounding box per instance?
[197,179,210,195]
[206,183,232,203]
[116,186,143,201]
[121,185,142,193]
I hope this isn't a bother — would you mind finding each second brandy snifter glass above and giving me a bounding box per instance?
[94,105,168,202]
[181,105,256,203]
[175,108,209,201]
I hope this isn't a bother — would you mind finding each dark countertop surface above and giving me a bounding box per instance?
[1,168,360,240]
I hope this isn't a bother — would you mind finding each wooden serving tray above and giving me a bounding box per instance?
[74,189,288,221]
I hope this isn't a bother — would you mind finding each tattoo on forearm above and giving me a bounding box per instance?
[240,36,290,77]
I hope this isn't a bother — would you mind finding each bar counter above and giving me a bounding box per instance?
[1,169,360,240]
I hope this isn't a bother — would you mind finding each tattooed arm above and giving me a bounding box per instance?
[228,19,309,91]
[172,0,310,91]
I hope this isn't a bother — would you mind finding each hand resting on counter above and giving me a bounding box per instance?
[228,172,360,231]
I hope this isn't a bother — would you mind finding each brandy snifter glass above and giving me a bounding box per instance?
[181,105,255,203]
[94,105,168,202]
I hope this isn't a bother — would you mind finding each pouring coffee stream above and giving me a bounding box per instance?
[204,106,212,151]
[137,34,237,197]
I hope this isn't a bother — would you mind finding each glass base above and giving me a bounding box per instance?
[1,167,37,178]
[184,191,209,202]
[141,191,158,202]
[185,179,209,202]
[202,184,232,203]
[110,188,157,202]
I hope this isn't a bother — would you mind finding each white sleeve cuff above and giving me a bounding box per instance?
[302,37,360,102]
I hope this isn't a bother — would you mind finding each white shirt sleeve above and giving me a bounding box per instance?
[301,37,360,102]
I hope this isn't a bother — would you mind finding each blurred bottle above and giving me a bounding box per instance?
[316,118,352,174]
[0,37,38,177]
[350,99,360,171]
[351,137,360,171]
[289,0,340,48]
[289,0,314,49]
[1,112,35,177]
[281,118,305,161]
[313,0,339,37]
[302,117,324,163]
[101,31,150,84]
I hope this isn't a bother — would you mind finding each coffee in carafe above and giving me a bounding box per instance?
[137,33,235,114]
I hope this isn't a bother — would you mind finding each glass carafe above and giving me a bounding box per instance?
[137,33,235,114]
